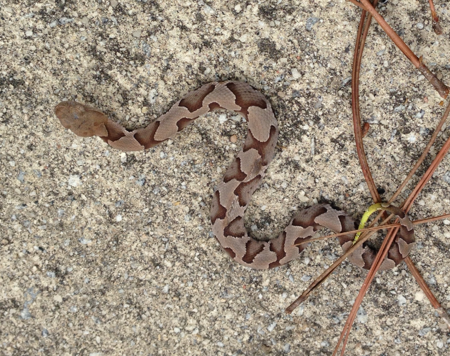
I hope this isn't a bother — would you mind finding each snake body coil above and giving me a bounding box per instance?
[55,81,415,270]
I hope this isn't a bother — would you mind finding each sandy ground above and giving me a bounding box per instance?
[1,0,450,355]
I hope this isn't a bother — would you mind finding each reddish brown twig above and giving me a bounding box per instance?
[352,3,381,203]
[404,257,450,328]
[358,0,449,98]
[429,0,443,35]
[414,213,450,225]
[333,224,400,356]
[388,98,450,205]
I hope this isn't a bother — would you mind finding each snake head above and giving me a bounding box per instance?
[54,101,109,137]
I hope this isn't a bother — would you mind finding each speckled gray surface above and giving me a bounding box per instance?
[1,1,450,355]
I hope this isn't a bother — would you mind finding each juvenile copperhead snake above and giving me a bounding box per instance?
[54,81,415,270]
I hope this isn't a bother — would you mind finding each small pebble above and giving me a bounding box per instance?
[356,307,368,324]
[397,295,407,306]
[291,68,301,79]
[17,171,25,183]
[341,77,352,86]
[407,134,416,143]
[79,237,91,244]
[306,17,319,31]
[267,322,277,332]
[443,171,450,184]
[230,135,237,143]
[68,175,81,187]
[203,5,215,15]
[414,291,425,301]
[419,327,431,336]
[417,23,424,30]
[115,200,124,207]
[415,110,425,119]
[59,18,74,25]
[136,176,146,186]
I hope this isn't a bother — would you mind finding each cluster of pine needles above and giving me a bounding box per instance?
[285,1,449,354]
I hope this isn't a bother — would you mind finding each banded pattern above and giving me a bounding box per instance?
[54,81,415,270]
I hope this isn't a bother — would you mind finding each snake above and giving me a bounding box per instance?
[54,80,415,270]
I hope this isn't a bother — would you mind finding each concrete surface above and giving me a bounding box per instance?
[1,0,449,355]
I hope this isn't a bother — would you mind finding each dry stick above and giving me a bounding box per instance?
[354,0,450,311]
[358,0,449,98]
[352,3,381,203]
[305,1,450,352]
[334,227,400,356]
[428,0,443,35]
[404,138,450,214]
[295,223,401,245]
[405,258,450,327]
[403,102,450,211]
[388,101,450,205]
[400,111,450,331]
[414,213,450,225]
